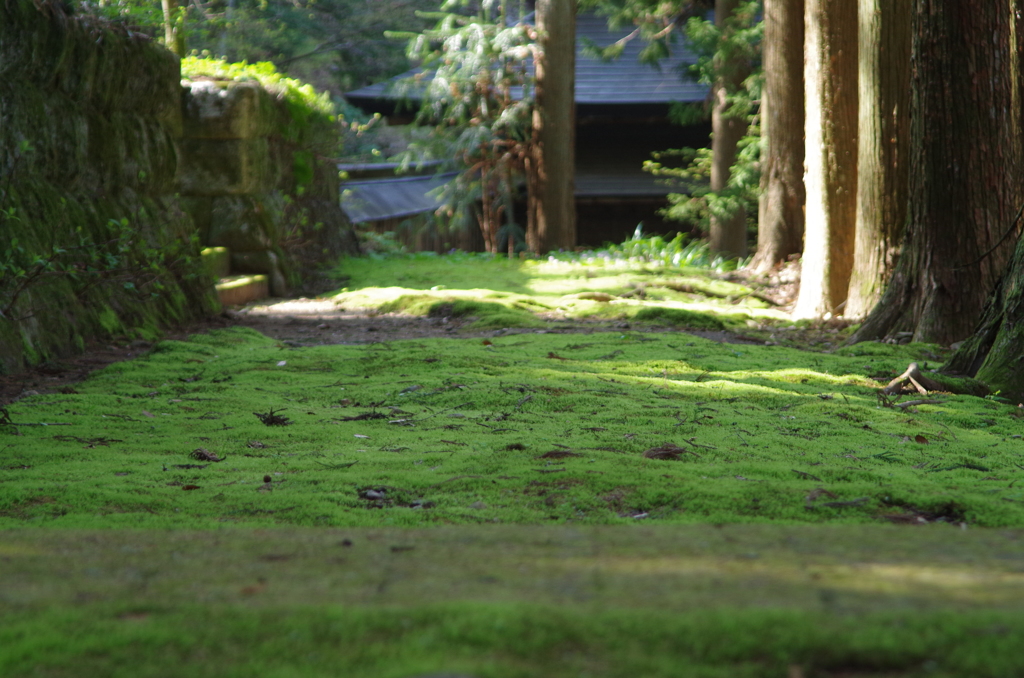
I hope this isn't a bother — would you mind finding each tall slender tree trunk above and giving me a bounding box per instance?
[750,0,805,274]
[161,0,185,57]
[527,0,577,255]
[849,0,1022,345]
[794,0,858,319]
[845,0,911,318]
[708,0,749,260]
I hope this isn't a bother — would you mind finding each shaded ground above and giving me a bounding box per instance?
[4,525,1024,677]
[11,523,1024,613]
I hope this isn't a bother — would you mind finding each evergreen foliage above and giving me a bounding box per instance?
[583,0,763,238]
[652,2,762,237]
[388,0,537,254]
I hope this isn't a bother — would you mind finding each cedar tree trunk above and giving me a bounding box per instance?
[944,231,1024,402]
[708,0,749,260]
[527,0,577,255]
[750,0,805,275]
[845,0,911,318]
[848,0,1022,345]
[794,0,858,319]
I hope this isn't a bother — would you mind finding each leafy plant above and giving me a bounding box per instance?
[1,211,202,322]
[645,121,761,237]
[388,0,537,255]
[648,1,763,237]
[0,151,203,323]
[555,226,738,272]
[582,0,763,239]
[355,229,408,256]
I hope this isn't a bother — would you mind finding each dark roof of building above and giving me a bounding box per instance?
[341,172,458,224]
[341,167,682,223]
[345,14,708,113]
[575,172,680,198]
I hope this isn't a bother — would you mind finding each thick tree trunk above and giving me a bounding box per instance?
[845,0,911,318]
[849,0,1022,345]
[750,0,805,275]
[794,0,858,319]
[527,0,577,255]
[708,0,749,260]
[943,231,1024,402]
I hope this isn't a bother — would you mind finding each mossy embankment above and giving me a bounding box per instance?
[0,0,219,375]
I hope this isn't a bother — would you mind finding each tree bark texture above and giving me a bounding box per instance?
[849,0,1022,345]
[527,0,577,255]
[845,0,911,318]
[709,0,749,260]
[794,0,858,319]
[944,230,1024,402]
[750,0,805,274]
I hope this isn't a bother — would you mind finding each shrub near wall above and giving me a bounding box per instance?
[0,0,219,375]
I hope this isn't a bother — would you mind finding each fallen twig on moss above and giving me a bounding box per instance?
[883,362,945,395]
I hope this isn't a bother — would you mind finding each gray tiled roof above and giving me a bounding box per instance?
[341,167,680,224]
[575,172,680,198]
[341,172,458,223]
[573,14,707,105]
[345,14,708,108]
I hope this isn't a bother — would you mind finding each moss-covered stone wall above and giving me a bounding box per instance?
[179,74,358,295]
[0,0,219,375]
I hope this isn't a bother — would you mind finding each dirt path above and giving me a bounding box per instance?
[1,256,808,406]
[0,296,772,406]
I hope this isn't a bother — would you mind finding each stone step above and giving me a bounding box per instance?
[215,275,269,306]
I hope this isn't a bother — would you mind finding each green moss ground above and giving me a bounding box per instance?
[3,252,1024,676]
[2,327,1022,528]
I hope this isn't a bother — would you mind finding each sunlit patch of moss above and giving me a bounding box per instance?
[331,252,791,326]
[371,295,545,330]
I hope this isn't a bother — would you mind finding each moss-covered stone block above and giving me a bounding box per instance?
[182,80,279,140]
[215,274,269,306]
[201,247,231,279]
[207,196,280,252]
[230,250,289,296]
[176,63,357,283]
[178,138,277,196]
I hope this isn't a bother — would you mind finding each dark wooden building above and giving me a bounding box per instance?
[343,12,710,249]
